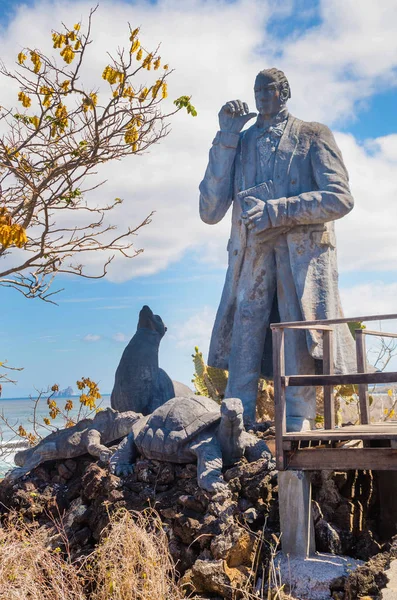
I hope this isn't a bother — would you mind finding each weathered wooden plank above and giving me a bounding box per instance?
[273,328,286,471]
[284,423,397,432]
[356,329,370,424]
[272,324,333,331]
[362,330,397,339]
[286,448,397,471]
[323,329,335,430]
[271,313,397,329]
[283,427,397,441]
[283,372,397,387]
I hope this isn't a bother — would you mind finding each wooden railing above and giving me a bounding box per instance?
[270,313,397,471]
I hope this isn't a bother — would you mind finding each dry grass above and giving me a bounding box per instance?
[234,525,300,600]
[0,508,185,600]
[0,506,302,600]
[0,518,85,600]
[88,508,184,600]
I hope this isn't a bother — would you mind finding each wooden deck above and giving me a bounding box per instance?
[271,313,397,557]
[271,313,397,471]
[285,447,397,471]
[282,423,397,470]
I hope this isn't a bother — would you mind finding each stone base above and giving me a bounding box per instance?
[273,552,364,600]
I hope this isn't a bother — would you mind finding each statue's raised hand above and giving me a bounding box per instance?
[218,100,256,133]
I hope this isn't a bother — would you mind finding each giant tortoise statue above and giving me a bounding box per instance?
[112,395,274,493]
[8,408,140,481]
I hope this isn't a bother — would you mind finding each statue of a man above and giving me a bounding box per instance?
[199,67,356,431]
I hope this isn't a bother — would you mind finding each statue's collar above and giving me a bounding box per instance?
[255,107,289,131]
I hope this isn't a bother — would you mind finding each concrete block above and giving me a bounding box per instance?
[278,470,315,557]
[273,552,364,600]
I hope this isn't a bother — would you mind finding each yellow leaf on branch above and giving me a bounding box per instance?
[17,52,27,65]
[18,91,31,108]
[60,45,75,64]
[30,50,42,73]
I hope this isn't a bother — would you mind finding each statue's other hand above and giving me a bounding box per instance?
[219,100,256,133]
[241,196,271,233]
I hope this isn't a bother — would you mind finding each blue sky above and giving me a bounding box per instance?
[1,0,397,397]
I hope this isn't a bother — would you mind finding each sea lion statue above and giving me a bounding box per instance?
[111,305,192,414]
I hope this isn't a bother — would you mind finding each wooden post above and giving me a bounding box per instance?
[273,327,286,470]
[356,329,370,424]
[278,470,315,556]
[323,329,335,430]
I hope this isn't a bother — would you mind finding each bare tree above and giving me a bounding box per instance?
[0,7,196,302]
[0,361,23,388]
[369,336,397,373]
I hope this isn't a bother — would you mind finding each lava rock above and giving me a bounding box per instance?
[81,463,107,501]
[315,518,342,554]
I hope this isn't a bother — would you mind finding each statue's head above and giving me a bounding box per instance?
[254,68,291,117]
[138,305,167,338]
[14,447,30,467]
[220,397,245,466]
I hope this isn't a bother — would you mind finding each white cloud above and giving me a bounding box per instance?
[112,332,128,342]
[1,0,397,284]
[340,282,397,319]
[275,0,397,124]
[340,281,397,371]
[83,333,101,342]
[336,133,397,272]
[170,305,216,358]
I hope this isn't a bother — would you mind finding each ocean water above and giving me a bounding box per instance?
[0,394,111,476]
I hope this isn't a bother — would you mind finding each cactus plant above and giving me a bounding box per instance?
[192,346,275,420]
[191,347,227,403]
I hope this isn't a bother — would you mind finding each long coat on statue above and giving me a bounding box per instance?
[199,114,357,377]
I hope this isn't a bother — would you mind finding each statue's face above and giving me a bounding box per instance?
[138,305,167,337]
[254,74,284,116]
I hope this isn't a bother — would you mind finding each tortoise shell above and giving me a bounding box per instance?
[135,395,221,462]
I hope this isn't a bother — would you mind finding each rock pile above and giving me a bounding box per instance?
[0,451,395,599]
[312,470,383,561]
[0,455,278,599]
[343,539,397,600]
